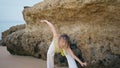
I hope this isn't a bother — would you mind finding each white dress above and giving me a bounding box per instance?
[47,38,78,68]
[63,49,78,68]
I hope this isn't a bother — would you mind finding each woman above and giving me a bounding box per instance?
[40,20,87,68]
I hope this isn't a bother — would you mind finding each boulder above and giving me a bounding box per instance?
[0,40,2,46]
[2,24,25,39]
[2,0,120,68]
[1,24,25,46]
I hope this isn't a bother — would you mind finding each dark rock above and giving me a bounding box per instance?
[2,24,25,39]
[24,6,31,9]
[1,24,25,46]
[0,40,2,46]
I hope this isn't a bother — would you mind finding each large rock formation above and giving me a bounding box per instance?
[2,24,25,39]
[2,24,25,46]
[2,0,120,68]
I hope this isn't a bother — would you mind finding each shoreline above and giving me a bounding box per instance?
[0,46,68,68]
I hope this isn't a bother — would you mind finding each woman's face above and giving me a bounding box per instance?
[59,38,67,49]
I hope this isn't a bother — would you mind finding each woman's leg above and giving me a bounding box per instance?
[47,41,55,68]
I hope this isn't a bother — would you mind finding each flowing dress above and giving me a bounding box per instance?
[47,38,78,68]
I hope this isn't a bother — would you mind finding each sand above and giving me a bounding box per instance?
[0,46,68,68]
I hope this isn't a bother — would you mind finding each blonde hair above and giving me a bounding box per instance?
[59,34,71,48]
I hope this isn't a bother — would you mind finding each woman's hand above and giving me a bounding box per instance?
[80,62,87,67]
[40,20,48,23]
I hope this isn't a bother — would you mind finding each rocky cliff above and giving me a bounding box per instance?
[2,0,120,68]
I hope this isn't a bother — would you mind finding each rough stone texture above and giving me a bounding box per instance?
[1,24,25,46]
[2,24,25,39]
[0,40,2,46]
[2,0,120,68]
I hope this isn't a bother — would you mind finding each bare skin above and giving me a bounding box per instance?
[40,20,87,67]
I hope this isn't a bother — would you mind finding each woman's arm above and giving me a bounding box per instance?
[66,47,87,67]
[40,20,58,38]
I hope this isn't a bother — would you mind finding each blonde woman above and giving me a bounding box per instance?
[41,20,87,68]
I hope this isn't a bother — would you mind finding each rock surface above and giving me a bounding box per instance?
[2,0,120,68]
[0,40,2,46]
[2,24,25,39]
[2,24,25,46]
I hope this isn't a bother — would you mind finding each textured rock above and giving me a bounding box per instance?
[2,0,120,68]
[2,24,25,39]
[0,40,2,46]
[2,24,25,46]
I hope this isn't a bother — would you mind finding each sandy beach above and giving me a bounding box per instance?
[0,46,67,68]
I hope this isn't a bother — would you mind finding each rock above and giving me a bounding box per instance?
[5,30,27,55]
[2,24,25,39]
[24,6,31,9]
[1,24,25,46]
[2,0,120,68]
[0,40,2,46]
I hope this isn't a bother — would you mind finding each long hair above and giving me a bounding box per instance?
[59,34,71,47]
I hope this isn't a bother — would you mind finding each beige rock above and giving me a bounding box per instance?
[2,0,120,68]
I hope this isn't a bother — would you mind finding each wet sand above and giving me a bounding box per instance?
[0,46,67,68]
